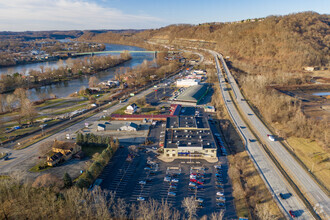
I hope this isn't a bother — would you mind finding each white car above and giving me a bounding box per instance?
[217,192,224,196]
[216,196,226,201]
[171,178,179,183]
[137,197,145,201]
[139,181,146,185]
[189,182,197,186]
[164,177,171,182]
[196,198,204,203]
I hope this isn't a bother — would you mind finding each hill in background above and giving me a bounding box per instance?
[80,11,329,72]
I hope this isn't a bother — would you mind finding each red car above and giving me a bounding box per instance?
[289,210,296,218]
[190,179,197,183]
[197,181,204,185]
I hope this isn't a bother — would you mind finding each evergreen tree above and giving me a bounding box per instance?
[63,172,73,188]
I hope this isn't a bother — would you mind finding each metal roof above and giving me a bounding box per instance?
[175,84,209,103]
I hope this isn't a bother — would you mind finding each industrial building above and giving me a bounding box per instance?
[163,112,217,160]
[173,84,209,105]
[176,78,200,87]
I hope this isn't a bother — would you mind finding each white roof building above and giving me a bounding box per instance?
[120,122,139,131]
[176,79,200,87]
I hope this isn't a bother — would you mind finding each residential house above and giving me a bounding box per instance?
[46,141,82,166]
[125,103,138,114]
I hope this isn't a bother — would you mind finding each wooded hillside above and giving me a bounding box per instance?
[80,12,330,71]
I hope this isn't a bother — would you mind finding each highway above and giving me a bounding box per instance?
[209,50,314,219]
[216,52,330,218]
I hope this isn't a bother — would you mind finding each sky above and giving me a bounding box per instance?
[0,0,329,31]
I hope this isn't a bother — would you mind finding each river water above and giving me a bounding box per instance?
[0,44,154,101]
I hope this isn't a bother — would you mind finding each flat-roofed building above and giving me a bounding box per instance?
[163,110,217,160]
[173,84,209,105]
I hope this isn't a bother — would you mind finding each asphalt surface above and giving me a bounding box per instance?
[98,106,237,219]
[99,145,236,219]
[209,50,314,219]
[0,76,181,176]
[217,52,330,219]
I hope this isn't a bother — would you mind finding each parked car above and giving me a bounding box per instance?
[168,192,176,196]
[189,182,197,187]
[197,185,204,190]
[196,198,204,203]
[137,197,145,201]
[170,185,177,189]
[139,181,146,185]
[164,177,171,182]
[171,178,179,183]
[188,186,196,191]
[217,191,224,196]
[216,202,225,207]
[289,210,296,218]
[216,197,226,201]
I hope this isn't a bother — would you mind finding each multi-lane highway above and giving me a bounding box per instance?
[216,52,329,219]
[209,50,314,219]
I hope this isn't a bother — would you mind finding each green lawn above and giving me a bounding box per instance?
[53,104,89,115]
[82,144,108,157]
[29,164,52,172]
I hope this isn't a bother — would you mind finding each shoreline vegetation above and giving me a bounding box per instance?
[0,52,132,94]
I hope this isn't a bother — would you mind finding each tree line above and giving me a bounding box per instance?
[0,52,131,93]
[0,88,37,124]
[75,133,119,188]
[80,12,329,72]
[0,179,224,220]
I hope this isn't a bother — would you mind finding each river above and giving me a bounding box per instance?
[0,44,154,101]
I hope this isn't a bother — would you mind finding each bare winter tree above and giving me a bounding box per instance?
[20,98,37,124]
[38,141,53,156]
[210,210,225,220]
[5,94,16,112]
[113,198,127,219]
[182,196,197,220]
[88,76,99,88]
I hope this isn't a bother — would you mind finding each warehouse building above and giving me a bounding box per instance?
[176,79,200,87]
[173,84,209,105]
[163,113,217,160]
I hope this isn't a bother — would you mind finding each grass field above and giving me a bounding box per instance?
[287,137,330,190]
[82,144,107,157]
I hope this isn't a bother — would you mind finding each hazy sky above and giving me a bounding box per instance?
[0,0,329,31]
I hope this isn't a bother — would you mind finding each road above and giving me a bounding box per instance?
[216,53,330,218]
[0,50,205,177]
[0,77,179,176]
[208,50,314,219]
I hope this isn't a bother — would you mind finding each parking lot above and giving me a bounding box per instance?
[98,106,237,218]
[99,146,236,219]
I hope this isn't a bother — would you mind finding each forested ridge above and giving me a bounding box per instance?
[80,11,330,71]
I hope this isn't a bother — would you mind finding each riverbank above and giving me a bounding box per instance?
[0,54,88,69]
[0,54,132,94]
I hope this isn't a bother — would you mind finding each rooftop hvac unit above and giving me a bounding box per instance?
[207,143,210,145]
[169,141,172,143]
[199,136,202,139]
[188,142,191,145]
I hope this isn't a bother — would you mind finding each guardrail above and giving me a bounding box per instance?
[215,53,321,220]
